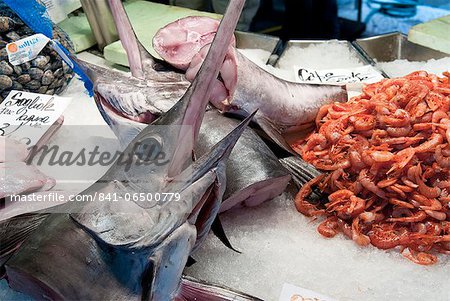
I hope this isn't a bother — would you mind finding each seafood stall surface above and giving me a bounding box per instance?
[276,41,365,70]
[377,57,450,78]
[236,48,271,68]
[90,2,290,212]
[291,72,450,265]
[186,191,450,300]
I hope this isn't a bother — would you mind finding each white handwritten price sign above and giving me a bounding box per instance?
[0,90,71,146]
[279,283,337,301]
[294,65,384,84]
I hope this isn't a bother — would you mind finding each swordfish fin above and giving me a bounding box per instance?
[279,156,325,204]
[211,216,241,254]
[255,115,297,155]
[168,0,246,177]
[279,156,322,187]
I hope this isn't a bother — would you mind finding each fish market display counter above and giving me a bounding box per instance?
[181,34,450,301]
[1,2,449,298]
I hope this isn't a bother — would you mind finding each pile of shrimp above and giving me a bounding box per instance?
[292,71,450,265]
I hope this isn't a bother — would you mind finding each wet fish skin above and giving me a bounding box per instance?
[4,113,253,300]
[152,16,347,128]
[213,49,347,152]
[0,214,49,267]
[97,104,291,212]
[0,118,63,270]
[197,110,291,212]
[229,49,347,128]
[4,0,248,300]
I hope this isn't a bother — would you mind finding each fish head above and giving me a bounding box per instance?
[70,0,248,299]
[76,59,163,123]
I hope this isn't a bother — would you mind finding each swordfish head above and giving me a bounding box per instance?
[76,0,191,140]
[76,55,189,143]
[4,0,249,300]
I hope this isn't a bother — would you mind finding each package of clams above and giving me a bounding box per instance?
[0,1,74,102]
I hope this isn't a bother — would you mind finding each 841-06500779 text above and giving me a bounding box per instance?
[9,192,181,203]
[96,192,181,202]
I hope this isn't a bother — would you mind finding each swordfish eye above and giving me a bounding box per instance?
[134,136,163,162]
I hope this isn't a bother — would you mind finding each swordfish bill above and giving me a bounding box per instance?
[167,0,246,177]
[4,0,248,300]
[108,0,145,79]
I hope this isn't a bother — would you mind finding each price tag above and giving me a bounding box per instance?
[0,90,71,146]
[294,65,384,84]
[279,283,337,301]
[6,33,50,66]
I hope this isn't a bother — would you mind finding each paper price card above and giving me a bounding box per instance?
[279,283,337,301]
[0,90,71,146]
[294,65,384,84]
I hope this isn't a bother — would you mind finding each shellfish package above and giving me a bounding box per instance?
[0,0,91,102]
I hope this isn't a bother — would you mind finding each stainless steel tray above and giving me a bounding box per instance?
[353,32,448,63]
[275,40,370,68]
[235,31,281,65]
[235,31,281,54]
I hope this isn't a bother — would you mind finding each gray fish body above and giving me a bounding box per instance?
[5,212,197,300]
[180,276,264,301]
[279,156,324,202]
[97,104,290,212]
[230,50,347,129]
[4,102,226,300]
[0,214,48,267]
[279,156,321,187]
[226,50,347,152]
[197,110,290,212]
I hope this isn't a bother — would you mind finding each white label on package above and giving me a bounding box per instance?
[294,65,384,84]
[6,34,50,66]
[279,283,337,301]
[0,90,71,146]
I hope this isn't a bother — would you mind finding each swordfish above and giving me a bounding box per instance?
[88,0,290,211]
[3,1,257,300]
[153,16,348,151]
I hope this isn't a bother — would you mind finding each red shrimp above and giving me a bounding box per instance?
[317,216,339,238]
[294,175,326,217]
[358,169,386,198]
[402,248,438,265]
